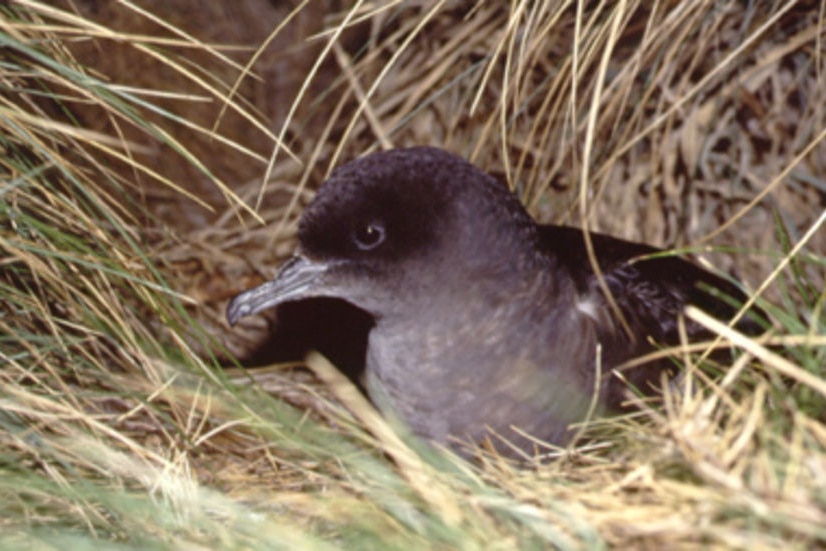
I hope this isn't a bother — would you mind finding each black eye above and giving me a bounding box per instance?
[353,220,386,251]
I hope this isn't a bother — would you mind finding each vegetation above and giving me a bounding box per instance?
[1,1,824,548]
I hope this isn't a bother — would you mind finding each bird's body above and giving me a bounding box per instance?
[228,147,762,455]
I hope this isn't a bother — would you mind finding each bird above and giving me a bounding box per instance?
[227,146,764,457]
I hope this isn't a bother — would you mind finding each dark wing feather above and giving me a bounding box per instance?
[541,225,767,408]
[542,225,764,339]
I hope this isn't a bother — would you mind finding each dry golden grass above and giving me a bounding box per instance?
[2,0,825,548]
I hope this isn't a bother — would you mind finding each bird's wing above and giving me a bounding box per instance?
[539,225,766,410]
[540,225,765,346]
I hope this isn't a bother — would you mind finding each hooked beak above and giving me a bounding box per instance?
[226,255,330,326]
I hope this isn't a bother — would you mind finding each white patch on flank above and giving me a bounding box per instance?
[575,295,601,322]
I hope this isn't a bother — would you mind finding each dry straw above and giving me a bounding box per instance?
[2,1,825,548]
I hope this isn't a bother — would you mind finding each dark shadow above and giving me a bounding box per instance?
[239,297,374,390]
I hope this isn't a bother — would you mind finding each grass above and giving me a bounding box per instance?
[1,0,825,548]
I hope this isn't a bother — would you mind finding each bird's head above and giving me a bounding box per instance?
[227,147,543,325]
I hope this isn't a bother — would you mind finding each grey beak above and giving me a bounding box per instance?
[226,255,329,326]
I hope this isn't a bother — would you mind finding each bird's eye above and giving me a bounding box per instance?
[353,220,386,251]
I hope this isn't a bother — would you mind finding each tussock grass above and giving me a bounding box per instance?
[2,0,825,548]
